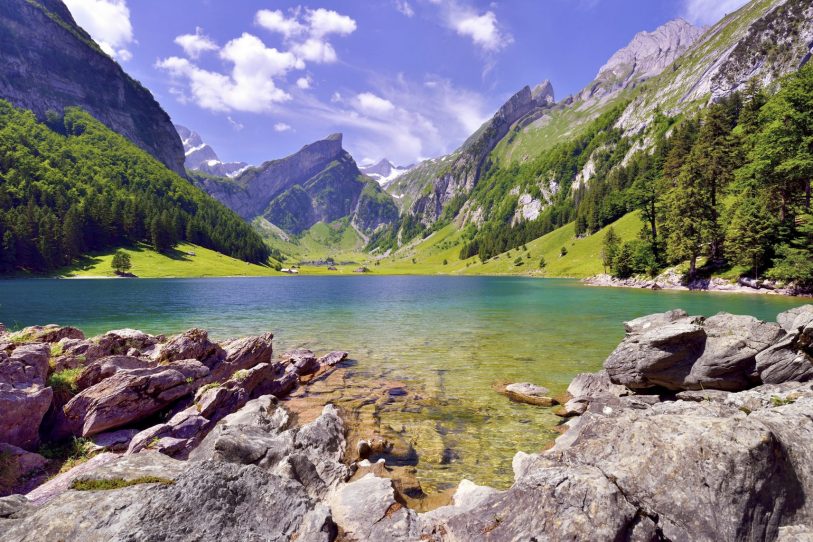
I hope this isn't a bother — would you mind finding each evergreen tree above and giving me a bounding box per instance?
[724,191,777,279]
[601,226,620,273]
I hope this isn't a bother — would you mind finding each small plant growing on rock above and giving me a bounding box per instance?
[770,395,796,407]
[39,437,95,474]
[47,368,83,396]
[232,369,250,382]
[71,476,174,491]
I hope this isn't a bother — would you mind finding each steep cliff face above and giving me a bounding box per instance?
[580,19,704,103]
[618,0,813,132]
[0,0,186,176]
[389,81,555,225]
[176,125,249,178]
[195,133,398,236]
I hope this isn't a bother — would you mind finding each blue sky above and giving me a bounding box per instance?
[64,0,749,166]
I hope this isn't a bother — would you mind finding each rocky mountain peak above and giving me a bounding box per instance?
[531,80,555,105]
[175,124,248,178]
[582,18,704,101]
[360,158,414,185]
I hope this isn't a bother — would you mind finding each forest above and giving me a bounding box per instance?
[461,63,813,287]
[0,102,271,273]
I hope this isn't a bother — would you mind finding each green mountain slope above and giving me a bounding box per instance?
[0,101,270,273]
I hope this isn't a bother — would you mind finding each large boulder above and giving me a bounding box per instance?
[151,328,220,364]
[777,305,813,333]
[605,310,788,391]
[63,359,209,436]
[92,329,160,358]
[75,355,148,390]
[0,443,48,497]
[0,344,53,449]
[208,332,274,382]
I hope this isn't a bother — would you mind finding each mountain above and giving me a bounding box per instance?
[0,0,186,177]
[176,125,249,178]
[386,80,555,224]
[359,159,413,185]
[578,18,705,103]
[195,134,399,236]
[382,1,813,255]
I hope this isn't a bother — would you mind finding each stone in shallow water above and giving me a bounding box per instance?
[504,382,556,406]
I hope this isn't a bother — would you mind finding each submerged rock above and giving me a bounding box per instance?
[504,382,556,406]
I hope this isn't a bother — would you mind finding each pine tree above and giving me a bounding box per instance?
[601,226,620,273]
[724,191,777,279]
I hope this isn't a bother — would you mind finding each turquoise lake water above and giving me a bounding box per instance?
[0,277,806,490]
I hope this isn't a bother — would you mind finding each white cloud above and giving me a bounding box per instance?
[429,1,512,53]
[394,0,415,17]
[175,27,218,59]
[306,8,357,38]
[683,0,749,25]
[255,7,356,64]
[355,92,395,116]
[157,33,298,113]
[64,0,134,61]
[274,122,293,132]
[255,9,306,38]
[159,7,356,114]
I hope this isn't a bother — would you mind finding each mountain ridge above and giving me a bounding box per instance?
[0,0,187,177]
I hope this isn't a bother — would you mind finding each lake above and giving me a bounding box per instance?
[0,276,806,491]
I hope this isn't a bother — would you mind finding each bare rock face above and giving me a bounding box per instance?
[604,310,798,392]
[211,332,274,382]
[0,344,53,449]
[0,0,186,176]
[63,359,210,437]
[582,18,704,102]
[75,355,147,391]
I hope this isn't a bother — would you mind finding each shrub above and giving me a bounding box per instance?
[71,476,174,491]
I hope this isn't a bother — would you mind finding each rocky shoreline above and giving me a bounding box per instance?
[584,271,809,297]
[0,306,812,540]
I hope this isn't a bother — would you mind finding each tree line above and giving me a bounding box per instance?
[596,63,813,286]
[0,102,271,273]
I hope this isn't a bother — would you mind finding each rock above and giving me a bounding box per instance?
[195,362,294,422]
[126,406,213,457]
[89,428,140,453]
[0,494,30,519]
[504,382,556,406]
[562,397,588,416]
[0,443,48,497]
[330,473,420,542]
[9,325,84,344]
[546,385,813,541]
[74,355,147,390]
[208,332,274,382]
[567,369,629,400]
[436,460,654,542]
[93,329,160,358]
[152,328,220,365]
[420,479,498,525]
[755,332,813,384]
[63,359,210,437]
[777,305,813,333]
[605,310,786,392]
[3,461,324,541]
[0,343,53,449]
[282,348,321,376]
[24,452,120,506]
[318,351,348,367]
[71,450,186,486]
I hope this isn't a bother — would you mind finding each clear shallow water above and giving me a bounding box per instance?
[0,277,806,490]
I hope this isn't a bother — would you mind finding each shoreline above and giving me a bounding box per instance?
[2,307,812,539]
[583,272,810,298]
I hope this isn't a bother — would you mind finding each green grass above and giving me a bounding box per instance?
[58,243,281,278]
[258,218,368,263]
[369,212,644,278]
[39,437,95,475]
[47,368,83,395]
[70,476,174,491]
